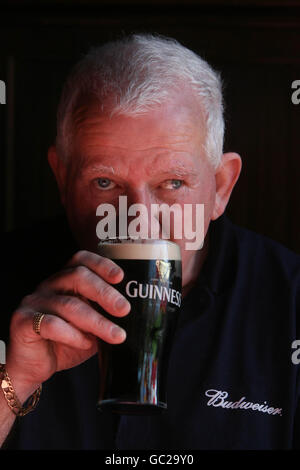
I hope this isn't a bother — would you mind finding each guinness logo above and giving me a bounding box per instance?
[125,280,181,307]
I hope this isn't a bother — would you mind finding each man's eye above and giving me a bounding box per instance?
[161,179,183,190]
[96,178,116,190]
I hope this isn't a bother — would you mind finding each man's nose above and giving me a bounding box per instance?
[126,187,153,208]
[124,188,161,238]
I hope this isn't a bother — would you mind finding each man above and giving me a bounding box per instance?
[0,34,299,449]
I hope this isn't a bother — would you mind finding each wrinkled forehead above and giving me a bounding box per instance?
[67,103,211,183]
[71,103,207,163]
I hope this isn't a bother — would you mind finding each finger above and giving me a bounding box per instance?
[41,314,95,349]
[19,311,93,350]
[27,294,127,344]
[65,250,124,284]
[39,268,131,318]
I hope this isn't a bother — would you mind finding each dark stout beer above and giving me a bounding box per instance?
[97,239,182,415]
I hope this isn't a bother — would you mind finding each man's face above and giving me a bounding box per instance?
[51,95,224,289]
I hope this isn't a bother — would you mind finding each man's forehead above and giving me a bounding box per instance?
[70,112,206,175]
[69,91,208,174]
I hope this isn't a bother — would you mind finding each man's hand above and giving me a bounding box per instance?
[5,250,131,399]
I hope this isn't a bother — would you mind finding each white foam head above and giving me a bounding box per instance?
[97,239,181,260]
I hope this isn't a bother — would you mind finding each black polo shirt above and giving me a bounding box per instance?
[1,214,300,449]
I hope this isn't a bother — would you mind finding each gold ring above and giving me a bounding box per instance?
[33,312,45,335]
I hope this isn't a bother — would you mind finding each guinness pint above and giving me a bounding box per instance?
[97,239,182,415]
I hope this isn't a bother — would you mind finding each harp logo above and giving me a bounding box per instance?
[156,260,171,281]
[0,80,6,104]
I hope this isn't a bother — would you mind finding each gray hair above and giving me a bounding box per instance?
[56,34,224,168]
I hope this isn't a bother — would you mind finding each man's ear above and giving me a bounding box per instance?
[47,145,67,206]
[212,152,242,220]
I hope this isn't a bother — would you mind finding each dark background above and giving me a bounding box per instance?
[0,0,299,252]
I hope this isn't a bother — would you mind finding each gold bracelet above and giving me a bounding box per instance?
[0,364,42,417]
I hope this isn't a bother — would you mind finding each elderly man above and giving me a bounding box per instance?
[0,34,299,450]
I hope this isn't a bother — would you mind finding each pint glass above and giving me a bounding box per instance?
[97,239,182,415]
